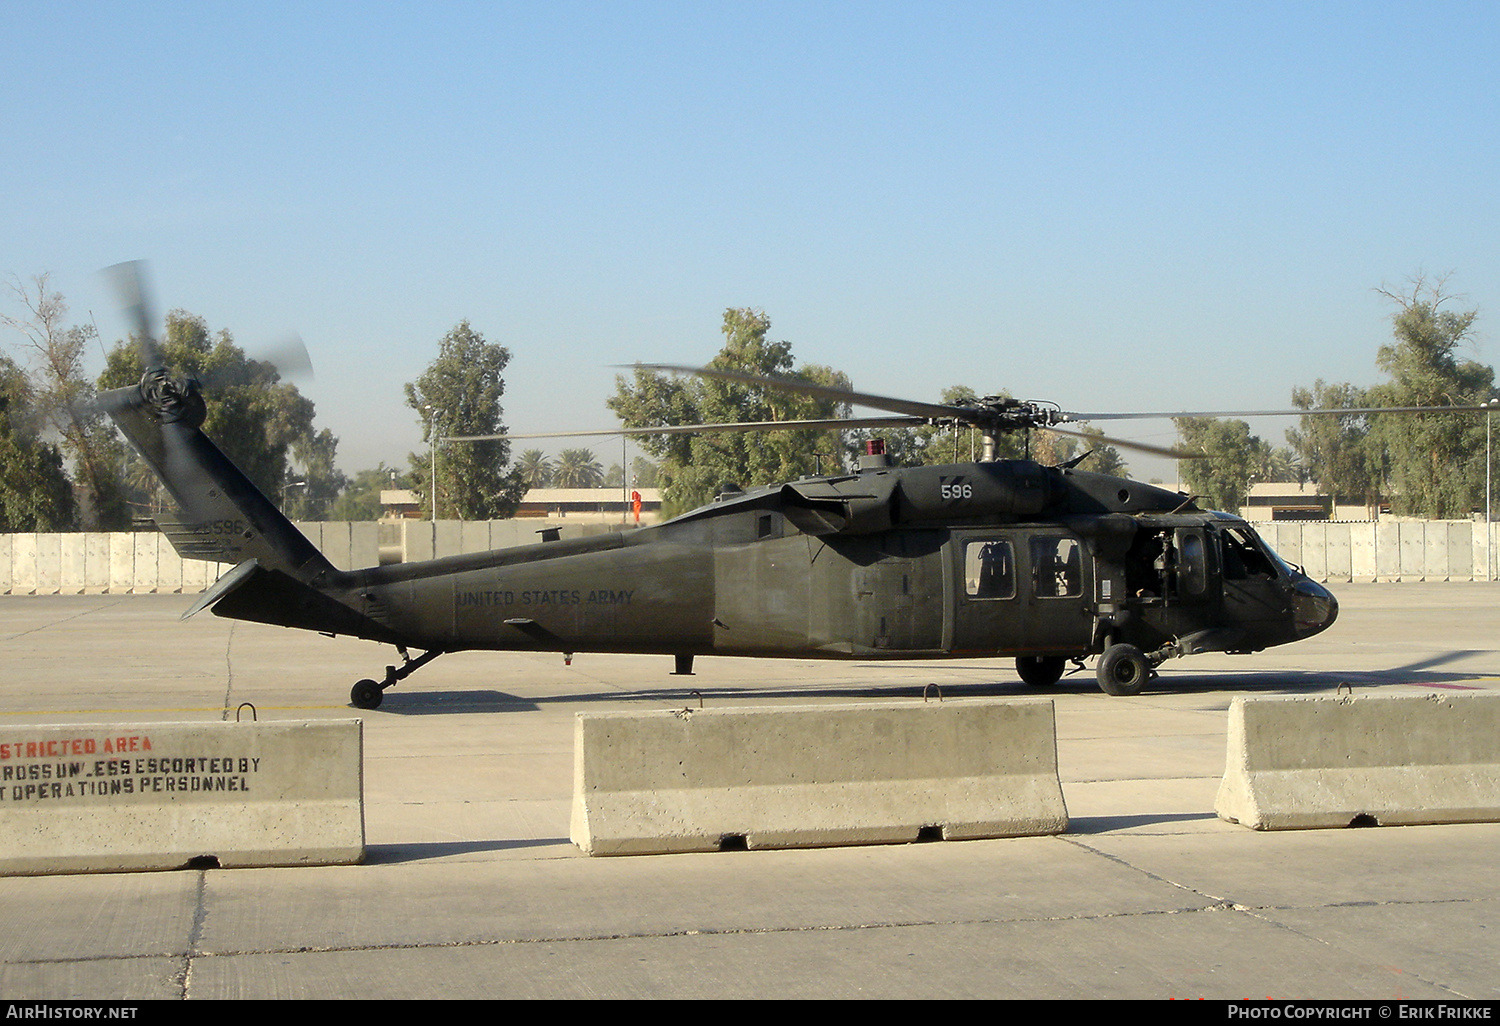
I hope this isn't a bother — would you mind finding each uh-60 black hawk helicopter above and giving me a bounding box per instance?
[95,268,1343,708]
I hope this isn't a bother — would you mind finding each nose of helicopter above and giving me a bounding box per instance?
[1291,577,1338,638]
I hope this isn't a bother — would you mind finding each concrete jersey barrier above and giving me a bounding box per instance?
[0,719,365,874]
[570,698,1067,856]
[1215,693,1500,830]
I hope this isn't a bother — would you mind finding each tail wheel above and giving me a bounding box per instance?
[1096,644,1151,697]
[1016,655,1066,686]
[351,678,384,710]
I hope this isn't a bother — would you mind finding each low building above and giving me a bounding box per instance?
[379,488,662,525]
[1160,481,1378,522]
[516,488,662,525]
[1239,482,1376,522]
[380,489,423,519]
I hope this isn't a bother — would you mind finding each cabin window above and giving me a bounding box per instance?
[1176,530,1208,595]
[1031,537,1083,598]
[964,541,1015,599]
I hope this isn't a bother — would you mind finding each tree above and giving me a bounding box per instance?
[2,274,129,529]
[0,354,75,530]
[1029,429,1078,469]
[610,308,852,516]
[1174,417,1271,513]
[1364,277,1495,518]
[1287,380,1382,509]
[516,449,553,490]
[1255,444,1303,485]
[630,456,660,489]
[287,427,349,520]
[1030,426,1133,473]
[329,464,406,521]
[404,320,525,520]
[98,310,319,502]
[554,448,604,488]
[1021,424,1130,477]
[1072,425,1128,477]
[122,445,168,519]
[845,386,993,468]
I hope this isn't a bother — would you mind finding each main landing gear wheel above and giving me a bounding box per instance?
[1016,655,1066,686]
[1096,643,1151,697]
[351,678,383,710]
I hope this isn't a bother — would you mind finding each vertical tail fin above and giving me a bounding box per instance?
[101,374,334,581]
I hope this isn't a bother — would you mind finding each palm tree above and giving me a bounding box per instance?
[554,448,603,488]
[123,452,167,518]
[517,449,553,490]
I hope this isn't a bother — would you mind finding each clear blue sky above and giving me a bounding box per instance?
[4,1,1498,480]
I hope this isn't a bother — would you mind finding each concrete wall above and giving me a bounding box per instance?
[1,519,1495,594]
[1257,520,1498,583]
[0,519,626,594]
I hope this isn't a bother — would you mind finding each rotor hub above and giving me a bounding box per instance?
[950,396,1069,433]
[140,369,207,428]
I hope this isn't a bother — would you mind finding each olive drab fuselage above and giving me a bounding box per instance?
[298,459,1338,666]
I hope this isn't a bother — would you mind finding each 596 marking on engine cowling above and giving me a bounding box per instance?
[939,477,973,501]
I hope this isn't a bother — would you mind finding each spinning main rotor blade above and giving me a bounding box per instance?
[1041,424,1202,460]
[629,363,965,422]
[193,334,315,390]
[1069,405,1494,420]
[446,416,925,443]
[449,418,1202,459]
[627,363,1204,458]
[633,363,1497,458]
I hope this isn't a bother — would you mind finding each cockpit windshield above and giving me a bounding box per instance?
[1219,525,1287,580]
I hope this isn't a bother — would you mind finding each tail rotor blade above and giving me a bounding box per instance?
[260,333,314,382]
[101,261,314,391]
[102,260,164,371]
[195,334,314,391]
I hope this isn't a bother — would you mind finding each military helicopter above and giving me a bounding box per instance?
[93,268,1356,707]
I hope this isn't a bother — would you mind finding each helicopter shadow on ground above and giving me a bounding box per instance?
[1147,648,1498,699]
[363,837,567,863]
[361,678,1038,715]
[1065,812,1222,834]
[363,690,542,715]
[356,649,1497,714]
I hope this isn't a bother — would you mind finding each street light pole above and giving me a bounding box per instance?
[423,405,438,521]
[282,480,307,519]
[1486,399,1497,581]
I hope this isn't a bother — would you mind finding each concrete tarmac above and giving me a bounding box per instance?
[1,583,1497,1000]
